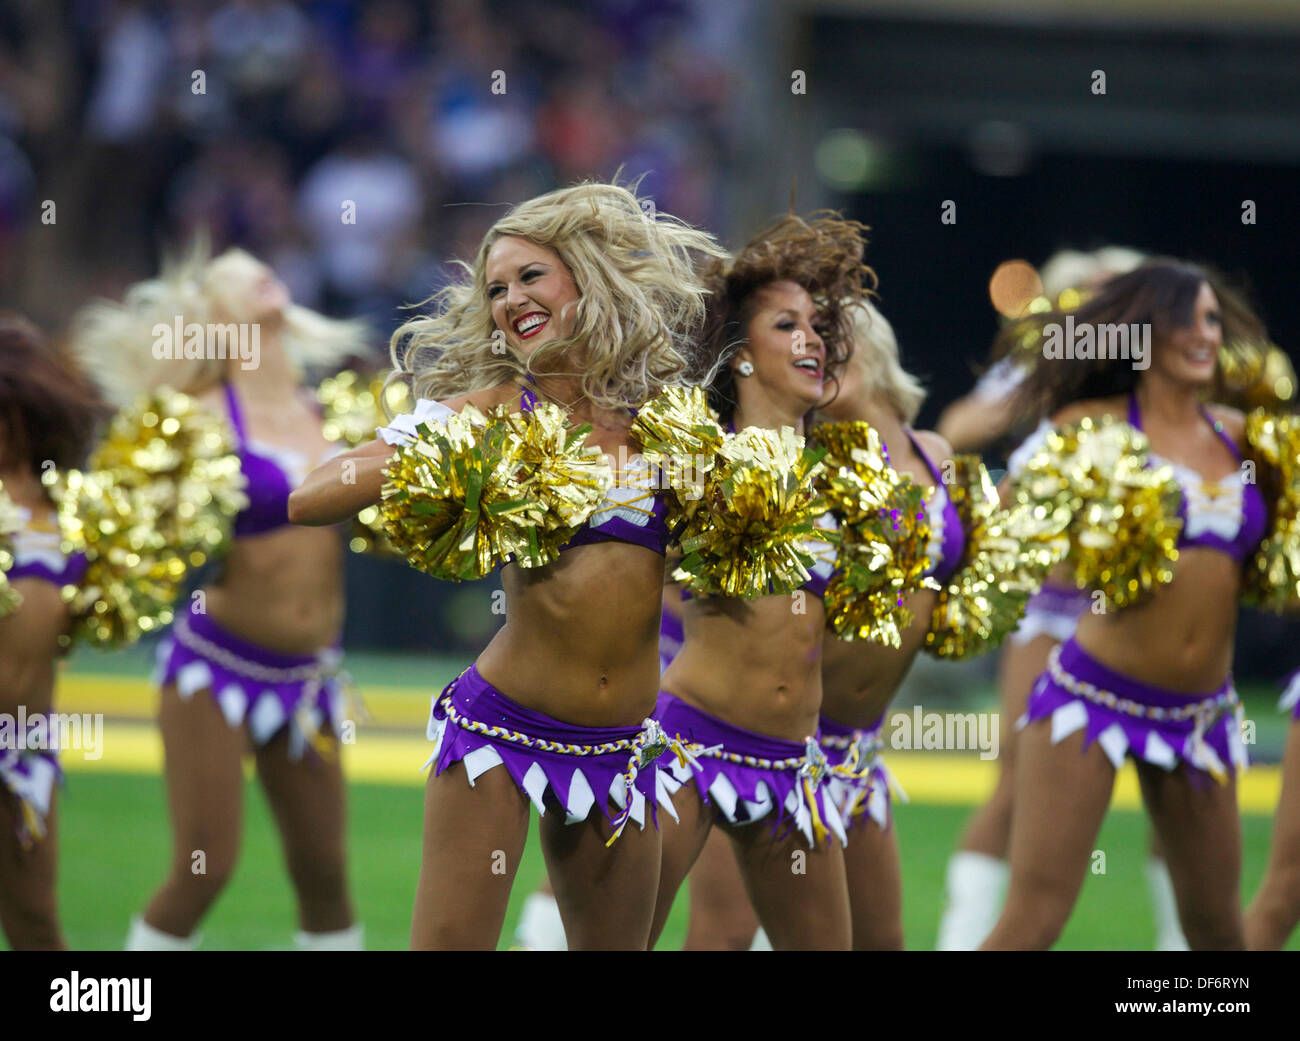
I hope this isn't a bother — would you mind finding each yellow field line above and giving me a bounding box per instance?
[58,673,435,726]
[61,719,1284,815]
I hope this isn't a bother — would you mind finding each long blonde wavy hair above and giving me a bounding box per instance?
[390,180,726,410]
[71,239,370,407]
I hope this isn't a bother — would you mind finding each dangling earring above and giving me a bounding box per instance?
[737,361,754,377]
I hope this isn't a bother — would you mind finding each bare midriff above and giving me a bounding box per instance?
[661,592,826,743]
[1073,548,1239,695]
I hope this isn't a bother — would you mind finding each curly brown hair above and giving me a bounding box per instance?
[696,212,877,426]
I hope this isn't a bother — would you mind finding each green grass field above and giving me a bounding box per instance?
[35,774,1300,951]
[8,646,1297,951]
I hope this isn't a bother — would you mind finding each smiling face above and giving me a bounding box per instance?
[1150,281,1222,387]
[485,235,580,358]
[735,280,827,411]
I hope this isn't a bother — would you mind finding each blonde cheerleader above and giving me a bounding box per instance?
[291,181,732,950]
[71,243,371,951]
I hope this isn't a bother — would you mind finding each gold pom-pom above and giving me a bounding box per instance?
[55,470,188,644]
[816,421,938,645]
[671,425,826,599]
[318,370,412,555]
[495,402,613,568]
[822,488,935,647]
[1242,408,1300,611]
[0,480,22,618]
[380,403,615,578]
[630,386,724,500]
[54,387,247,646]
[378,405,528,581]
[1010,415,1182,609]
[814,421,900,527]
[925,456,1068,659]
[1218,341,1297,413]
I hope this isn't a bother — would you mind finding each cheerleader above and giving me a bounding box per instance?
[648,213,873,951]
[290,181,726,950]
[676,299,985,949]
[70,246,370,951]
[981,259,1273,950]
[0,317,105,950]
[936,247,1196,952]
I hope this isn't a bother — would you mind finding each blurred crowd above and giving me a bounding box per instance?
[0,0,753,349]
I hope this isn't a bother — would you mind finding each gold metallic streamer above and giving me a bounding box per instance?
[668,424,826,599]
[317,370,412,555]
[816,421,937,646]
[54,387,247,647]
[1009,415,1182,609]
[629,386,723,503]
[378,403,613,580]
[1242,408,1300,611]
[495,403,613,568]
[632,388,823,598]
[924,456,1068,659]
[1218,341,1296,413]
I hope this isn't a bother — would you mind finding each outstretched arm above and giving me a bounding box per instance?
[288,437,395,526]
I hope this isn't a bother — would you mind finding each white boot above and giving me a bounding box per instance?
[125,915,200,951]
[513,892,568,951]
[935,851,1009,950]
[294,923,365,950]
[1146,858,1189,951]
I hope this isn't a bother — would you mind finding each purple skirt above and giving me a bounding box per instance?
[1020,638,1248,784]
[654,691,847,848]
[0,715,61,848]
[1281,670,1300,720]
[1009,581,1091,647]
[425,665,678,838]
[819,713,906,832]
[154,609,347,759]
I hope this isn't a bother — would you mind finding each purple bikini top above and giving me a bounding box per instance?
[1127,394,1267,562]
[517,384,672,556]
[224,383,329,538]
[905,430,966,586]
[376,389,671,557]
[8,507,88,588]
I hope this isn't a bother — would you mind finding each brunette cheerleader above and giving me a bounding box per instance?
[648,213,875,951]
[982,260,1277,950]
[0,317,106,950]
